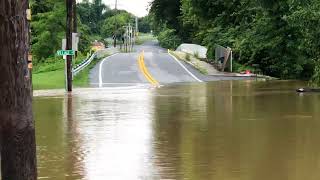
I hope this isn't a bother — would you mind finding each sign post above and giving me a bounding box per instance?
[57,49,74,91]
[66,0,73,92]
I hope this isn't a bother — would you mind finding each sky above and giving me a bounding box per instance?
[103,0,151,17]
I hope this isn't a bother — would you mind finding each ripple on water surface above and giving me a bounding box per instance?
[34,81,320,180]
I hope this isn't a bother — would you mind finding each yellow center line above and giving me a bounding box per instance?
[138,51,159,86]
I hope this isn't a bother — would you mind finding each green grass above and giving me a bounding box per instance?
[32,70,65,90]
[168,50,183,60]
[32,53,92,90]
[185,53,191,61]
[73,59,99,87]
[73,53,111,87]
[32,60,96,90]
[32,59,96,90]
[195,65,208,75]
[169,50,208,75]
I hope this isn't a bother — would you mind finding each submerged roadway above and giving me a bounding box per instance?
[89,41,249,87]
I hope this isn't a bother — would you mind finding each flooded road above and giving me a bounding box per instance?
[34,81,320,180]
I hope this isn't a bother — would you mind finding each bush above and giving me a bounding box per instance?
[194,52,199,59]
[185,53,191,61]
[33,53,87,74]
[157,28,182,50]
[310,61,320,87]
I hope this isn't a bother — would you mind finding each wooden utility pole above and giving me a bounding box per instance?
[113,0,118,47]
[73,0,77,34]
[0,0,37,179]
[73,0,77,57]
[66,0,73,92]
[135,16,138,36]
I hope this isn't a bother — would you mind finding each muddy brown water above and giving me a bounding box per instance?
[34,81,320,180]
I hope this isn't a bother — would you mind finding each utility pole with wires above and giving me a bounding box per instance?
[123,23,135,52]
[113,0,118,47]
[135,16,139,36]
[66,0,73,92]
[73,0,77,37]
[72,0,77,57]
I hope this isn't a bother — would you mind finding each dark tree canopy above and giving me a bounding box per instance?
[150,0,320,82]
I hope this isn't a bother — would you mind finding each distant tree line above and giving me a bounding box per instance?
[138,15,152,33]
[30,0,143,65]
[150,0,320,83]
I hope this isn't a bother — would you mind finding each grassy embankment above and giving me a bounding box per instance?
[168,50,208,75]
[32,53,96,90]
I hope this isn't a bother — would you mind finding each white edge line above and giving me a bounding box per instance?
[99,53,119,87]
[168,52,203,82]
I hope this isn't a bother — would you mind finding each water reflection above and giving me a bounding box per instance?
[75,88,156,179]
[34,81,320,179]
[152,82,240,179]
[35,87,157,179]
[35,97,67,179]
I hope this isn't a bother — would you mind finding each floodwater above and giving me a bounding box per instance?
[34,81,320,180]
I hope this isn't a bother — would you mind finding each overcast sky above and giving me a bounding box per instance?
[103,0,151,17]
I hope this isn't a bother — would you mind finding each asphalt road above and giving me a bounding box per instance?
[90,40,252,87]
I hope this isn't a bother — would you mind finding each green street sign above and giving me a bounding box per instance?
[57,50,75,56]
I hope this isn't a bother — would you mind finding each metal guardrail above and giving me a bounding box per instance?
[72,53,96,76]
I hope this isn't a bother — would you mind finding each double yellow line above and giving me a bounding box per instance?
[138,51,159,87]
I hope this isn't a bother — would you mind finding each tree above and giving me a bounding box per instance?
[150,0,320,80]
[287,0,320,83]
[138,16,152,33]
[0,0,37,179]
[101,12,134,38]
[157,28,182,49]
[150,0,186,38]
[31,0,99,63]
[77,0,108,34]
[31,0,66,63]
[29,0,54,14]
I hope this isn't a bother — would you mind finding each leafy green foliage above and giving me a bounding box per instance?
[310,61,320,87]
[157,28,182,50]
[77,0,109,34]
[31,0,65,63]
[150,0,320,82]
[138,16,152,33]
[101,12,134,38]
[30,0,133,64]
[149,0,182,33]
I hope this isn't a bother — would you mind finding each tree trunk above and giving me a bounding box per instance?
[0,0,37,179]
